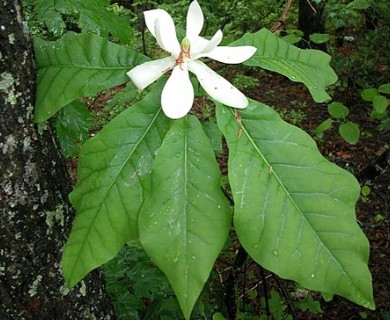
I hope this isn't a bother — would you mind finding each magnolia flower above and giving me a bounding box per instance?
[127,0,256,119]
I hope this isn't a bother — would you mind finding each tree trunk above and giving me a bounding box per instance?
[298,0,327,51]
[0,1,116,319]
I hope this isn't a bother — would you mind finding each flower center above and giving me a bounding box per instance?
[176,37,191,69]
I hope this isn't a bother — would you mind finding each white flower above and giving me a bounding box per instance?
[127,0,256,119]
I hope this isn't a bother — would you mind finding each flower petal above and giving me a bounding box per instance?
[155,17,180,55]
[188,60,248,109]
[127,56,176,90]
[186,0,204,40]
[144,9,168,37]
[202,45,257,64]
[144,9,180,55]
[161,65,194,119]
[190,35,209,54]
[192,30,223,58]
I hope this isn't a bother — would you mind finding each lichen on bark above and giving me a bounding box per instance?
[0,1,116,319]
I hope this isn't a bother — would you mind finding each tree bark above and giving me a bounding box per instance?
[0,1,116,319]
[298,0,327,51]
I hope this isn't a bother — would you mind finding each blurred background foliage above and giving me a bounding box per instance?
[23,0,389,89]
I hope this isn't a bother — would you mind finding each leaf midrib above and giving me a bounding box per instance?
[232,108,349,281]
[183,117,190,308]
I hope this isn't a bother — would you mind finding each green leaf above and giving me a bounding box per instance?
[261,290,287,319]
[77,0,133,43]
[33,32,148,122]
[216,101,374,310]
[202,117,223,153]
[339,122,360,144]
[231,28,338,103]
[361,186,371,197]
[327,102,349,119]
[294,295,323,313]
[347,0,371,10]
[361,88,378,102]
[105,82,141,111]
[62,81,172,288]
[213,312,227,320]
[55,100,92,157]
[282,34,302,44]
[139,116,232,320]
[370,109,387,120]
[378,83,390,95]
[286,29,304,37]
[374,214,384,223]
[309,33,331,44]
[321,292,334,302]
[315,118,334,134]
[378,117,390,131]
[25,0,66,37]
[26,0,133,41]
[373,95,388,113]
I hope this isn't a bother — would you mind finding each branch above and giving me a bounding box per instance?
[270,0,317,32]
[270,0,294,32]
[306,0,317,14]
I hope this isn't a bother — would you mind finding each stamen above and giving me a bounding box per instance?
[176,38,191,70]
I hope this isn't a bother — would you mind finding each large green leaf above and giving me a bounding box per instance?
[216,101,374,310]
[231,28,337,103]
[55,100,92,157]
[139,116,232,320]
[62,81,172,288]
[33,32,147,122]
[26,0,133,41]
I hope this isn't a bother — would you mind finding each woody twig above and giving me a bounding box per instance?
[270,0,317,33]
[270,0,294,32]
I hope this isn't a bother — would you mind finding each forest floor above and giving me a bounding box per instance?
[234,69,390,320]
